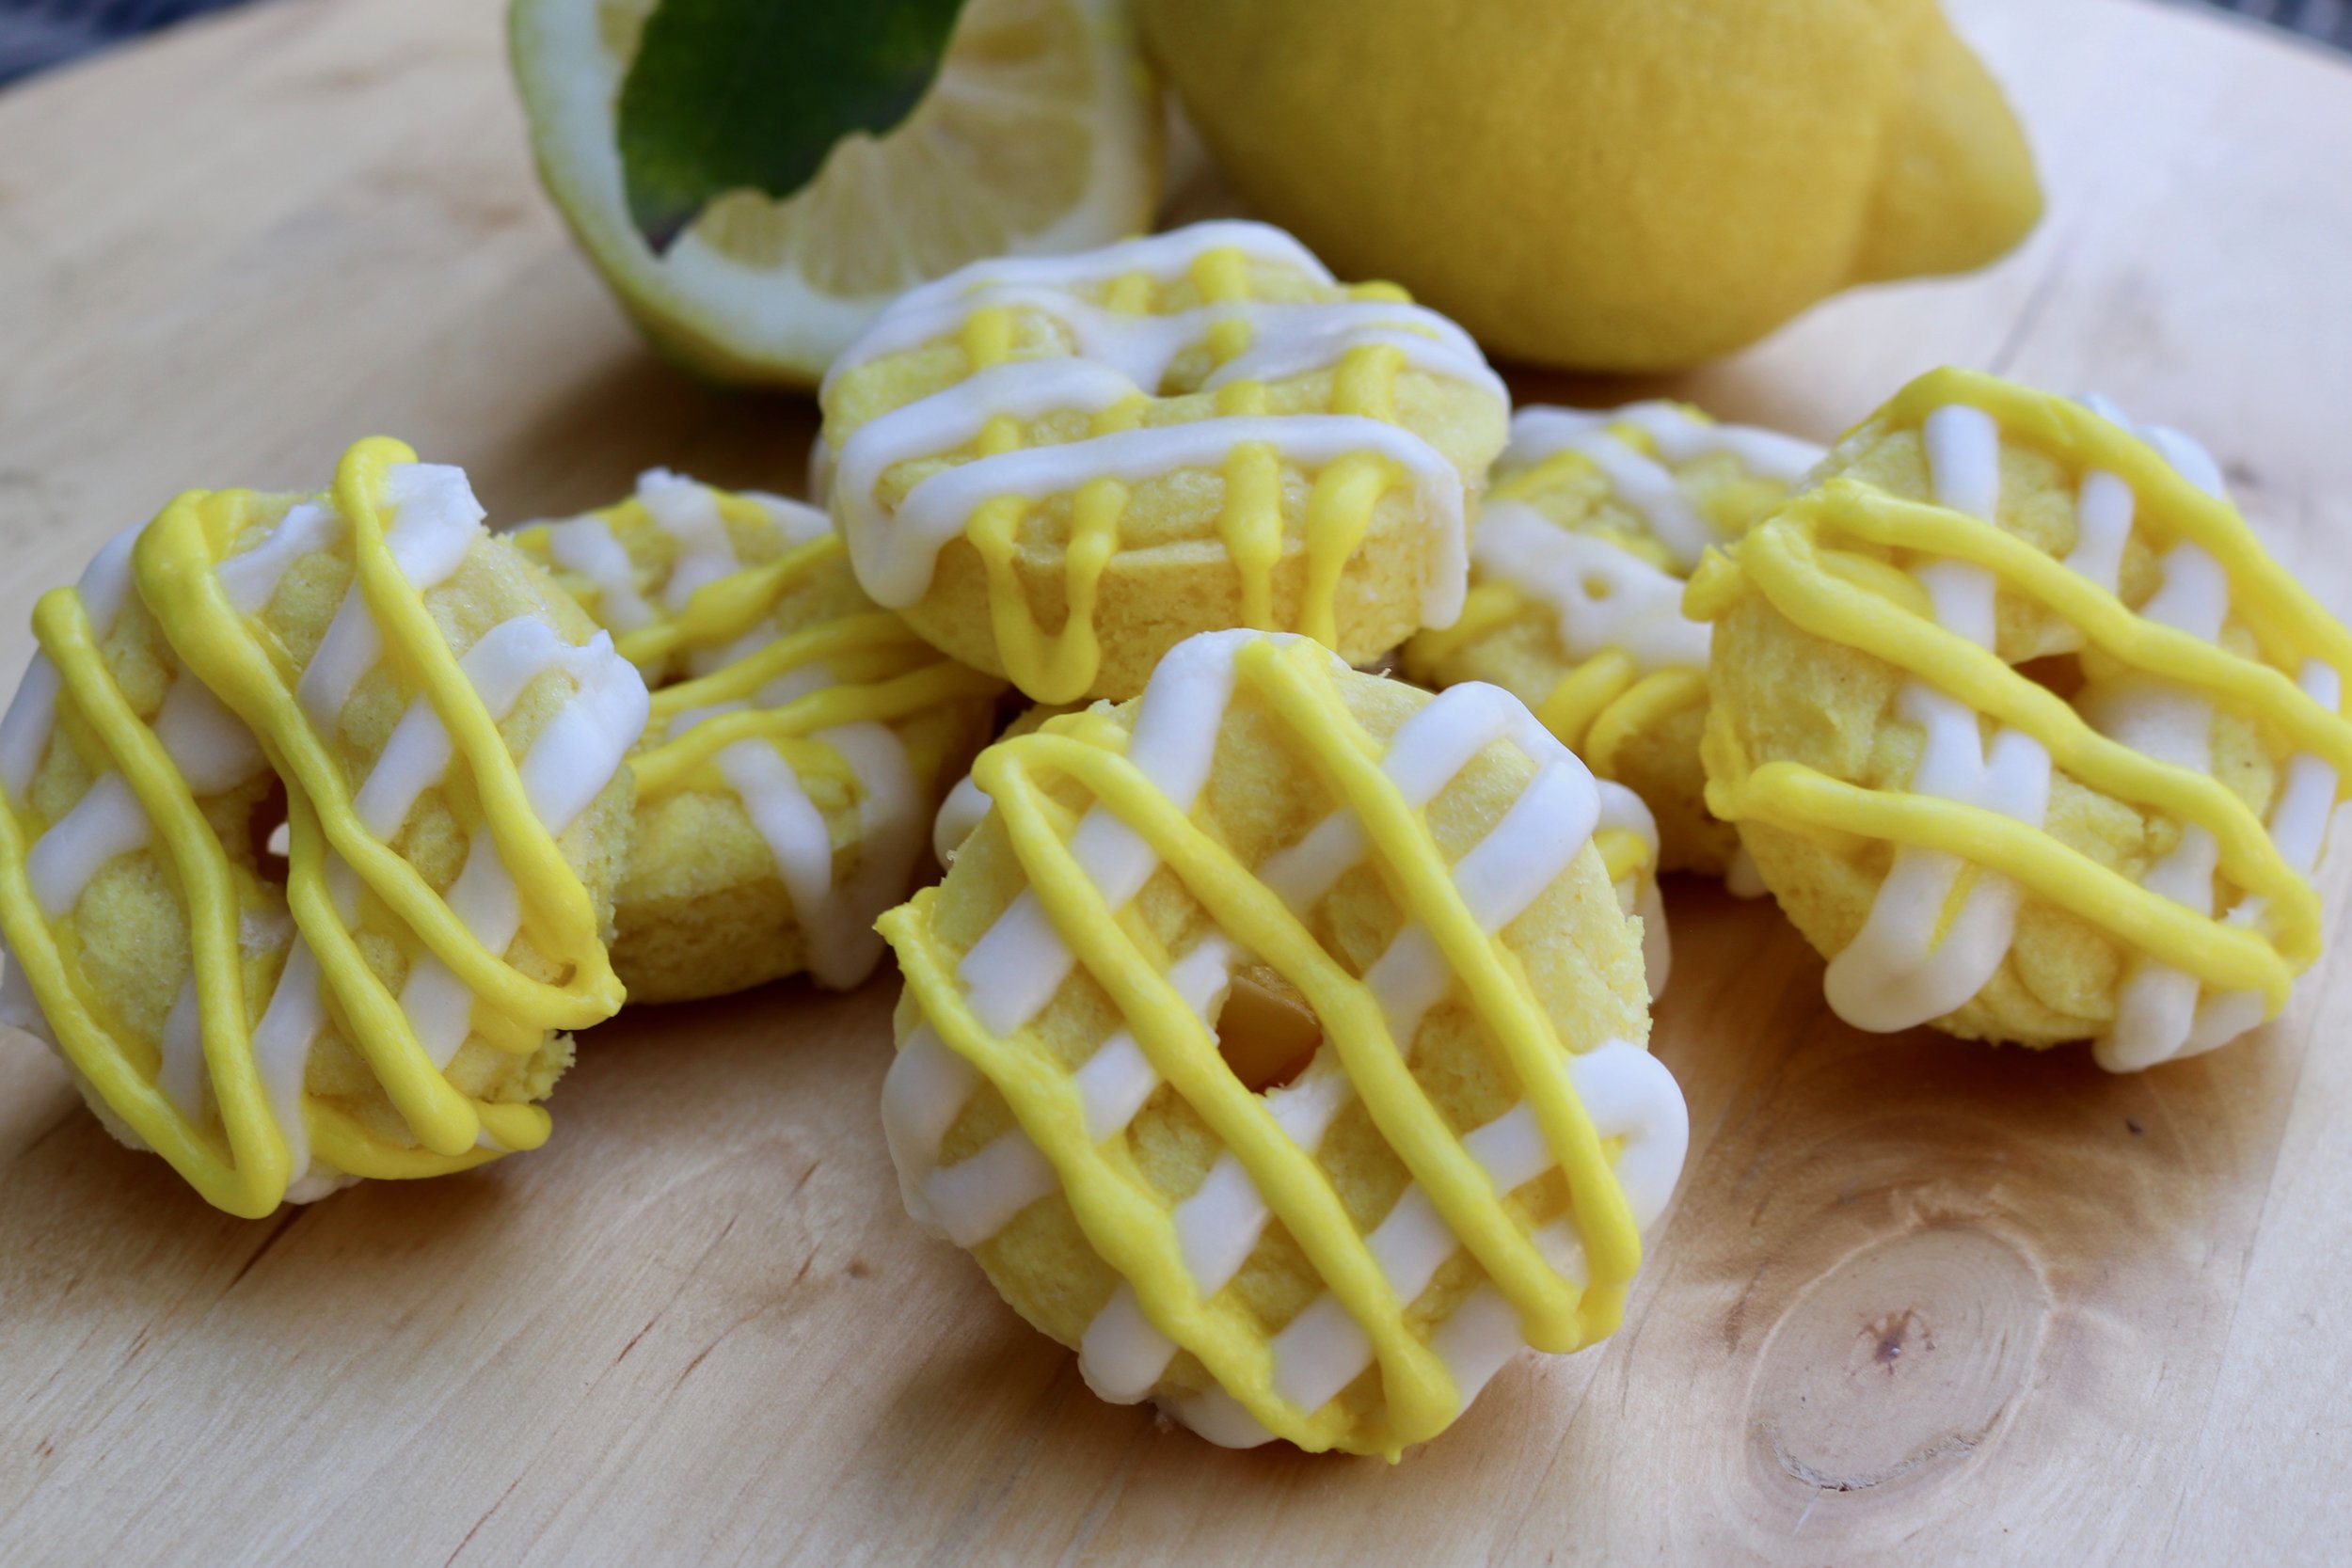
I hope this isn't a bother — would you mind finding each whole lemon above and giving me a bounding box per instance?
[1137,0,2041,372]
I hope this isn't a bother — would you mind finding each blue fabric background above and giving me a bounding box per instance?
[1,0,2346,92]
[4,0,263,86]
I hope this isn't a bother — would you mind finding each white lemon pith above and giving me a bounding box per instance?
[510,0,1163,386]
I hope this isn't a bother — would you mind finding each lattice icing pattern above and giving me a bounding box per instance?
[0,439,647,1214]
[1690,369,2352,1069]
[880,629,1687,1457]
[932,702,1675,1001]
[820,220,1512,705]
[515,470,1002,998]
[1405,402,1821,879]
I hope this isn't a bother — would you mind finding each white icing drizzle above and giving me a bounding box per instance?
[25,772,150,917]
[0,931,54,1045]
[684,492,833,679]
[923,1128,1058,1247]
[834,358,1133,603]
[2095,541,2297,1070]
[1825,406,2054,1032]
[838,283,1501,405]
[545,468,928,991]
[878,630,1686,1445]
[249,938,326,1181]
[637,468,740,612]
[512,632,653,837]
[151,677,265,796]
[829,221,1497,631]
[1234,1038,1687,1430]
[0,526,153,805]
[879,1022,980,1229]
[931,772,992,867]
[74,525,145,641]
[1603,403,1826,483]
[296,590,384,734]
[0,655,63,802]
[296,467,482,734]
[861,412,1470,626]
[719,720,919,990]
[2065,469,2136,596]
[536,475,834,677]
[374,613,644,1069]
[12,462,648,1194]
[545,511,652,634]
[157,976,206,1123]
[2073,402,2280,1066]
[1504,404,1824,574]
[825,221,1333,397]
[1819,394,2337,1066]
[744,490,835,548]
[1465,404,1821,685]
[265,468,641,1119]
[954,632,1247,1037]
[1476,502,1709,673]
[379,465,486,587]
[325,474,644,1123]
[216,501,338,614]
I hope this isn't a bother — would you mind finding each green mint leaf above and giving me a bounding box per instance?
[617,0,969,256]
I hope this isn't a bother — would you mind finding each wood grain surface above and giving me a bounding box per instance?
[3,0,2350,1562]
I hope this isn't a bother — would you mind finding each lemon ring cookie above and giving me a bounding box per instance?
[820,220,1511,704]
[1406,402,1820,877]
[0,441,645,1214]
[516,470,1002,1000]
[879,629,1687,1456]
[1692,369,2351,1069]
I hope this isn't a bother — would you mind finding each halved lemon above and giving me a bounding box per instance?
[510,0,1163,387]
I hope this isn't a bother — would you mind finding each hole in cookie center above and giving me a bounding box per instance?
[1216,965,1322,1095]
[248,779,292,885]
[2015,652,2087,703]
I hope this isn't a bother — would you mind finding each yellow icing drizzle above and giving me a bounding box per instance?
[608,530,837,674]
[631,622,1000,801]
[1690,369,2352,1014]
[1406,566,1709,783]
[0,584,293,1213]
[1594,827,1649,887]
[1331,342,1404,424]
[1581,669,1709,780]
[882,248,1446,704]
[1407,618,1702,781]
[961,304,1013,369]
[0,439,619,1215]
[1220,442,1282,627]
[1202,314,1254,367]
[956,356,1421,705]
[1403,427,1733,781]
[1189,245,1251,304]
[516,499,1003,811]
[880,637,1639,1458]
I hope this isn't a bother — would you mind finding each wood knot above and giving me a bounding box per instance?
[1865,1307,1931,1370]
[1748,1226,2045,1498]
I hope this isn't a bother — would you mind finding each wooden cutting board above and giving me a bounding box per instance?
[3,0,2349,1561]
